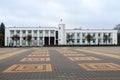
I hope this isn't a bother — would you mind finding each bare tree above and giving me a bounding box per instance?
[66,34,71,44]
[103,34,110,44]
[12,35,20,46]
[0,22,5,46]
[86,33,93,45]
[118,33,120,45]
[26,35,32,46]
[0,33,4,46]
[66,34,74,45]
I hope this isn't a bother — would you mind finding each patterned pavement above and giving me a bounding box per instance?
[0,47,120,80]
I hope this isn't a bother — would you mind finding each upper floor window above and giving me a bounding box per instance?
[98,33,100,37]
[108,33,111,37]
[45,30,49,34]
[34,30,37,34]
[22,30,26,34]
[82,33,85,37]
[71,33,74,37]
[39,30,43,33]
[16,30,20,34]
[23,37,26,40]
[28,30,31,34]
[77,33,80,37]
[93,33,95,37]
[50,30,54,34]
[59,27,61,30]
[103,33,106,36]
[10,30,14,34]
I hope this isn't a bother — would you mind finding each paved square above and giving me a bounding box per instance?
[68,57,100,61]
[79,63,120,71]
[1,47,120,80]
[20,58,50,62]
[3,64,52,72]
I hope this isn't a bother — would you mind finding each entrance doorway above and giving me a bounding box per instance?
[44,37,49,46]
[50,37,54,46]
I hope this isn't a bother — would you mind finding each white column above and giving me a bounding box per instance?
[74,33,77,45]
[43,30,45,46]
[31,30,33,46]
[54,31,56,45]
[37,30,39,46]
[49,30,50,45]
[80,33,82,45]
[96,33,98,45]
[113,32,117,45]
[26,30,28,46]
[14,30,16,46]
[101,33,103,45]
[5,28,9,46]
[20,30,22,46]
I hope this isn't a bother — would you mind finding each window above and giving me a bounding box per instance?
[45,30,49,34]
[77,33,80,37]
[28,30,31,34]
[71,33,74,36]
[98,39,101,43]
[34,37,37,40]
[103,39,106,43]
[22,30,26,34]
[59,27,61,30]
[93,39,96,43]
[93,33,95,37]
[82,39,85,43]
[77,39,80,43]
[98,33,100,37]
[82,33,85,37]
[108,33,111,37]
[103,33,106,36]
[72,40,74,43]
[34,30,37,34]
[51,30,54,34]
[23,37,26,40]
[16,30,20,34]
[40,37,43,40]
[39,30,43,33]
[10,30,14,34]
[108,38,112,43]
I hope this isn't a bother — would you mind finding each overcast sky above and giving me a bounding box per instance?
[0,0,120,29]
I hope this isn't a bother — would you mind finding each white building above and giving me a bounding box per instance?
[5,23,118,46]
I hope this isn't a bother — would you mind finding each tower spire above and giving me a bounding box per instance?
[60,19,63,23]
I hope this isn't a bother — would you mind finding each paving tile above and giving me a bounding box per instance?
[68,57,100,61]
[63,54,86,56]
[20,58,50,62]
[3,64,52,73]
[79,63,120,71]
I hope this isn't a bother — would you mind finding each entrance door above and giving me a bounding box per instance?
[50,37,54,46]
[44,37,49,46]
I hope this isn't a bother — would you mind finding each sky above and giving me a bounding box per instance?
[0,0,120,29]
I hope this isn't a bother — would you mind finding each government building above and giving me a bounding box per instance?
[5,23,118,46]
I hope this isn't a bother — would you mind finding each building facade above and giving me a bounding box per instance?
[5,23,118,46]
